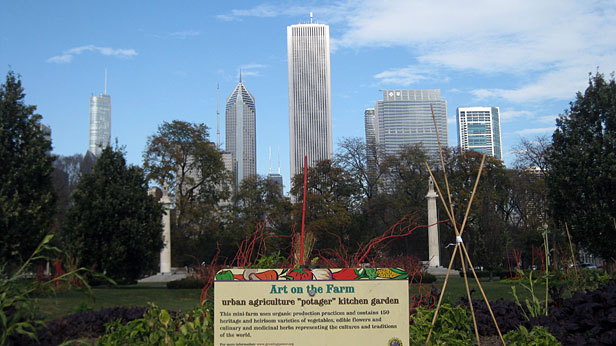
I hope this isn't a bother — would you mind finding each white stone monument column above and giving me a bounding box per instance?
[427,177,440,267]
[160,185,172,274]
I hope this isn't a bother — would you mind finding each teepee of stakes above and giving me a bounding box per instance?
[423,104,506,346]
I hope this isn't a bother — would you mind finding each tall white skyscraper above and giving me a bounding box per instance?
[225,76,256,188]
[372,89,448,159]
[287,18,333,180]
[88,92,111,157]
[456,106,502,160]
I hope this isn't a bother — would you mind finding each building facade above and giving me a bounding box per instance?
[456,106,502,160]
[372,89,448,159]
[287,21,333,180]
[225,78,256,188]
[88,93,111,157]
[364,108,378,177]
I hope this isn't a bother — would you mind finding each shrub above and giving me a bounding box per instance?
[412,272,436,283]
[98,302,213,345]
[457,298,526,336]
[167,278,205,289]
[529,280,616,345]
[409,304,473,345]
[11,306,147,346]
[504,325,560,346]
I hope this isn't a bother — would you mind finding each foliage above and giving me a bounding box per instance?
[409,304,473,345]
[547,72,616,266]
[0,70,56,265]
[290,159,362,251]
[504,325,561,346]
[50,153,84,234]
[62,146,164,282]
[530,280,616,345]
[2,235,103,345]
[11,307,147,346]
[458,298,526,336]
[249,251,287,269]
[512,270,548,321]
[97,302,214,345]
[142,120,230,224]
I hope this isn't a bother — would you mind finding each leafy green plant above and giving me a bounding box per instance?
[504,325,561,345]
[409,304,473,345]
[511,270,548,320]
[1,234,110,344]
[97,302,214,345]
[249,251,287,269]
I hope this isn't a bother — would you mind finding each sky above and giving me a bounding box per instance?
[2,0,615,190]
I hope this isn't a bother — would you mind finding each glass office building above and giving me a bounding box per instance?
[456,106,502,160]
[287,21,333,179]
[225,78,256,187]
[88,93,111,157]
[373,90,448,159]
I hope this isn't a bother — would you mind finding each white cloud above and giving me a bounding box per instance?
[499,109,533,122]
[47,45,137,63]
[169,30,200,39]
[238,63,267,78]
[373,66,430,86]
[220,0,616,104]
[514,127,556,136]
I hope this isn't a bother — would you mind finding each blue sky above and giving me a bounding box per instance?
[2,0,615,189]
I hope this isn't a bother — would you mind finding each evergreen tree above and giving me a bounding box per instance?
[0,71,55,264]
[547,72,616,266]
[63,146,163,282]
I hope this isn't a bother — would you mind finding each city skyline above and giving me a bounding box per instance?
[287,20,333,179]
[2,1,615,190]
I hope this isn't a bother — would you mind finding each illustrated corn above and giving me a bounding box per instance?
[376,268,400,278]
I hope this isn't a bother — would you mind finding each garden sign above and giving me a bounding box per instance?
[214,268,409,346]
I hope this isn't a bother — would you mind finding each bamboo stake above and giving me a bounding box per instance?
[565,223,579,281]
[422,103,506,345]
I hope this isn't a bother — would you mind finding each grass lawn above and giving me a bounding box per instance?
[34,285,203,320]
[424,275,546,304]
[34,276,545,320]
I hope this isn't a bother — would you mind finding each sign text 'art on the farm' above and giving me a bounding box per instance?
[214,268,409,346]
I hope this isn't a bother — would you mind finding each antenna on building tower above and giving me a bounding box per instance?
[310,12,313,24]
[104,68,108,94]
[277,146,281,174]
[269,146,272,174]
[216,83,220,149]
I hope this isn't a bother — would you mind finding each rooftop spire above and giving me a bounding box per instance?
[239,68,242,83]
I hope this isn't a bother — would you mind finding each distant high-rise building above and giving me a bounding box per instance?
[372,90,448,159]
[225,76,256,188]
[88,93,111,157]
[456,106,502,160]
[287,18,333,180]
[364,108,377,176]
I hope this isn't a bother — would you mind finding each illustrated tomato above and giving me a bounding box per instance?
[284,268,313,280]
[332,268,358,280]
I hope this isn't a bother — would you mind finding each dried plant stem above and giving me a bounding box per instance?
[565,223,579,281]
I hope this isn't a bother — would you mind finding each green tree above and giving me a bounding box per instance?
[0,71,55,265]
[143,120,230,224]
[62,146,163,282]
[290,160,361,252]
[547,72,616,266]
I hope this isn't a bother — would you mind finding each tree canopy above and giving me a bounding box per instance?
[143,120,230,224]
[547,72,616,265]
[0,71,55,264]
[62,146,163,282]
